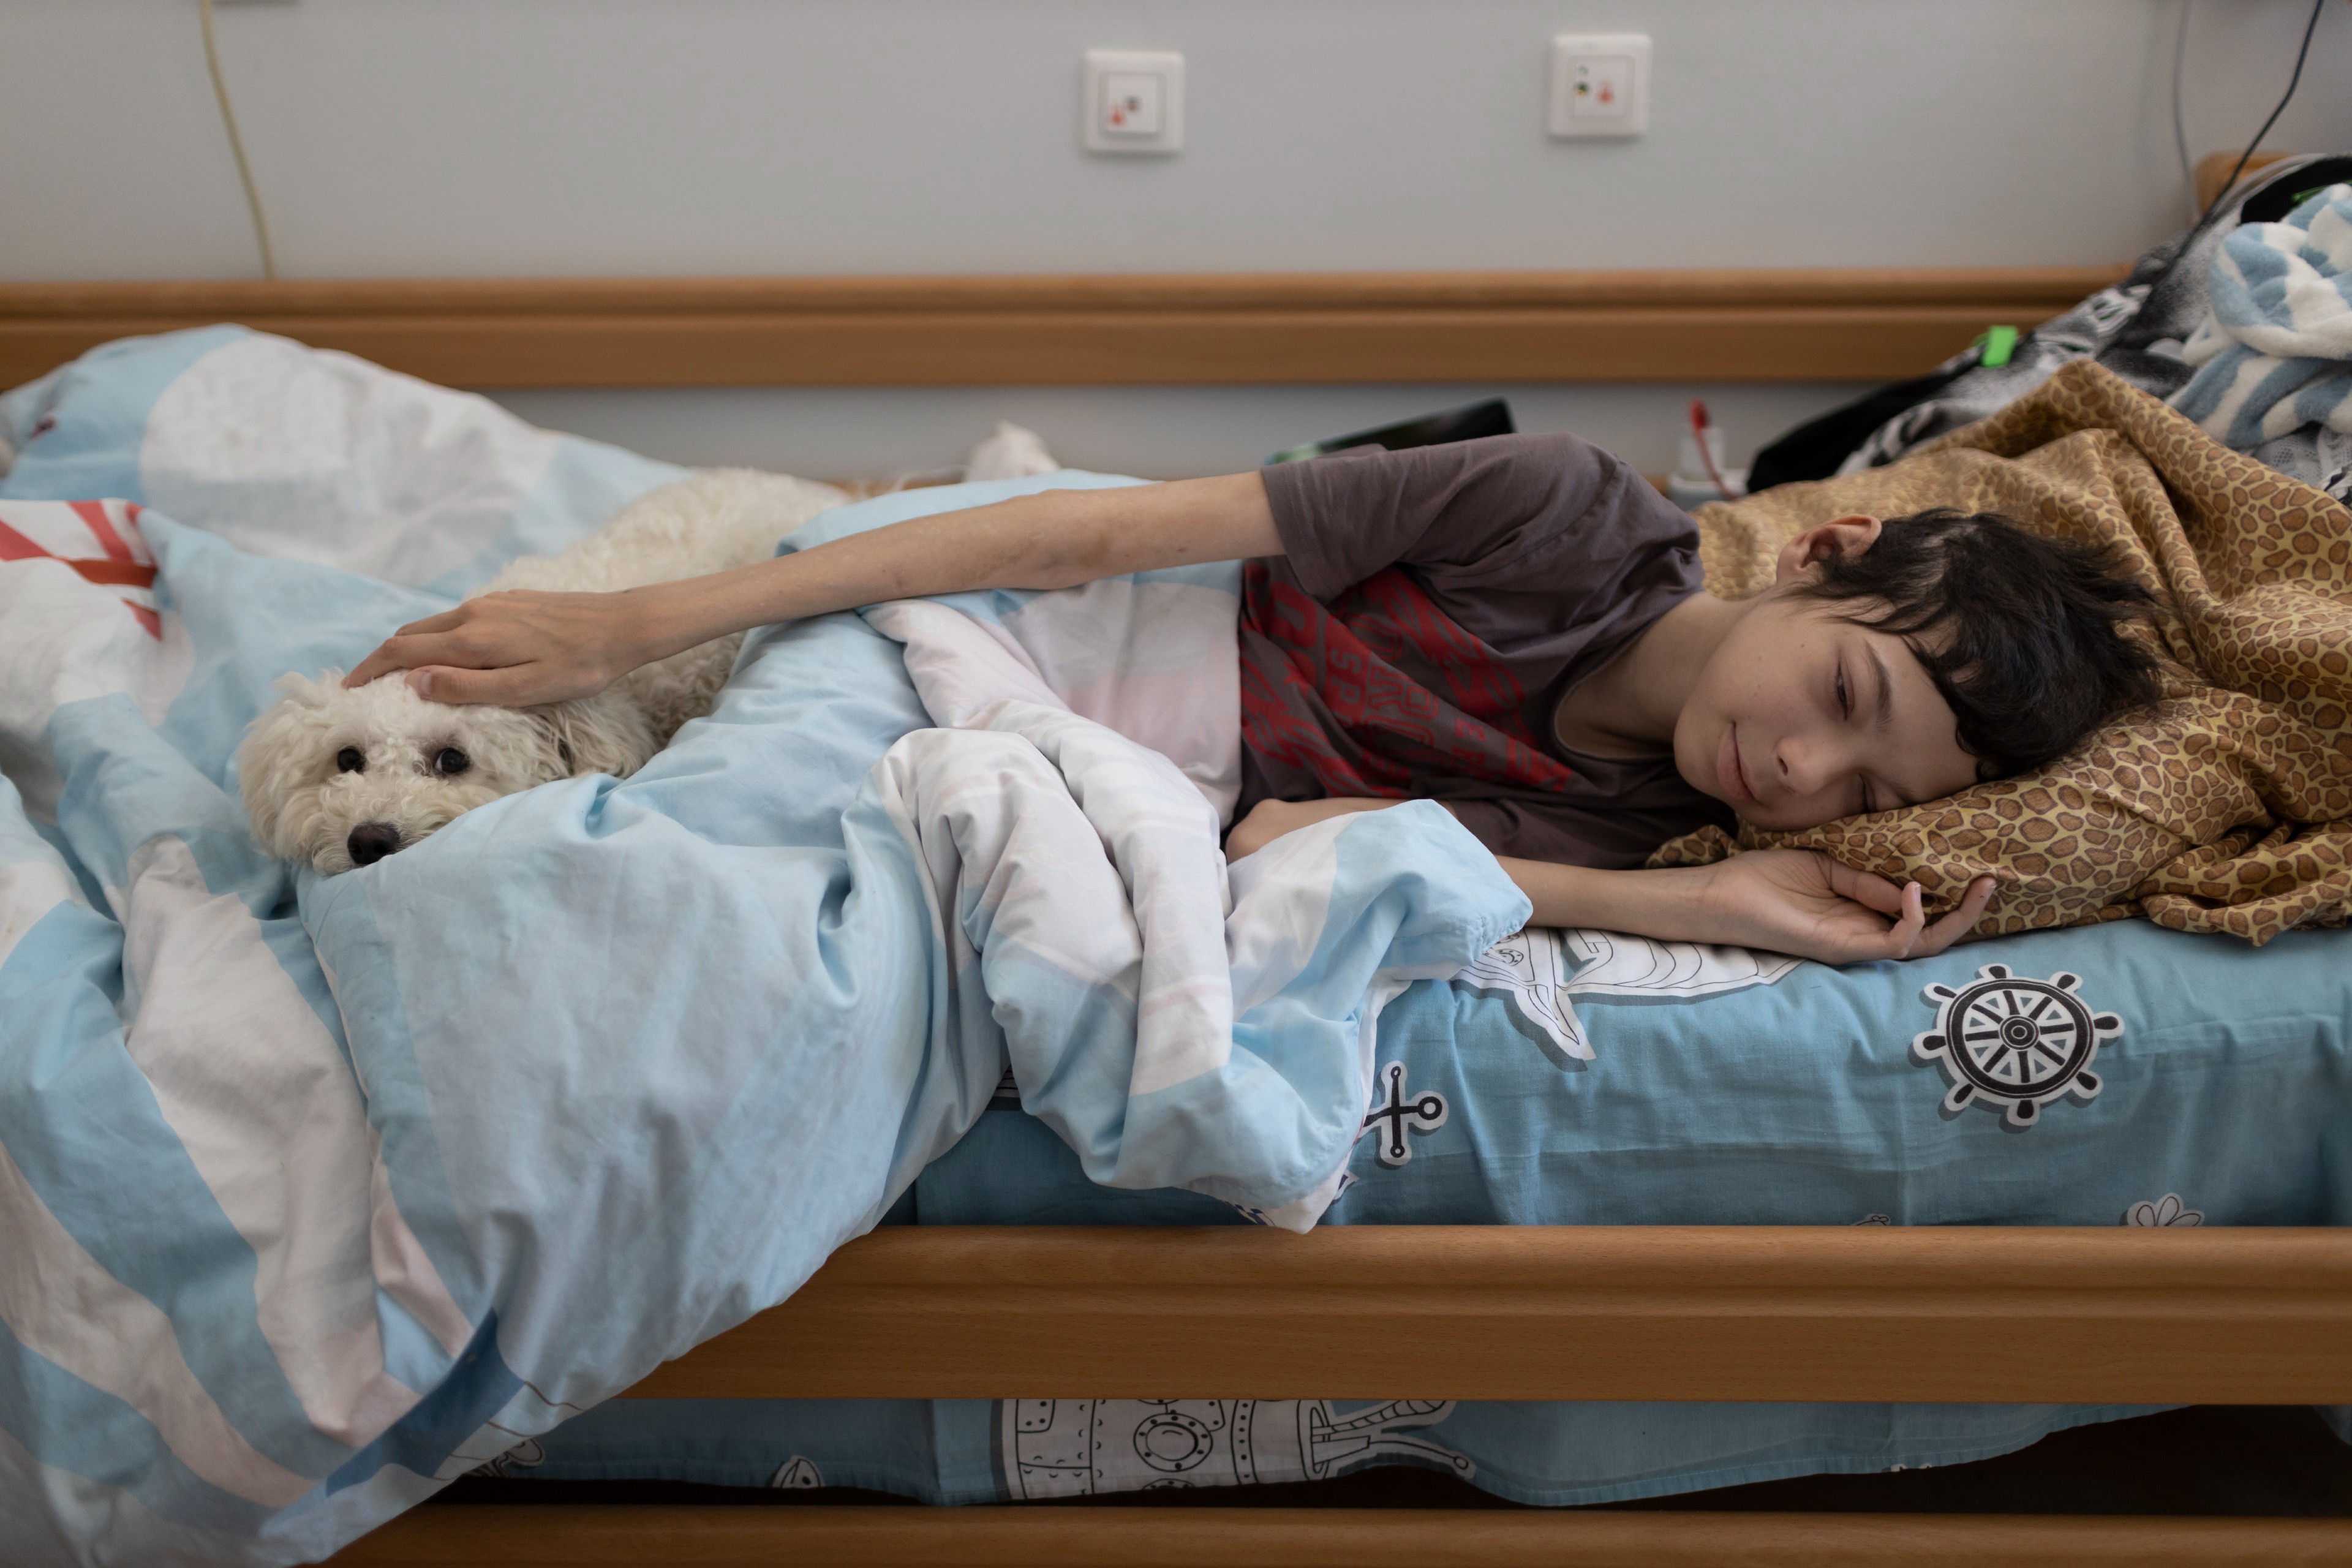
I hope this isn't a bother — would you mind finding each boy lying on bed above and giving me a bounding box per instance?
[342,434,2158,967]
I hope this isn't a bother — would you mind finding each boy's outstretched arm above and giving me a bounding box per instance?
[1498,851,1997,966]
[344,473,1276,706]
[1225,797,1997,966]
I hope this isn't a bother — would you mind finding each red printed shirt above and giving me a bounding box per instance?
[1239,433,1734,869]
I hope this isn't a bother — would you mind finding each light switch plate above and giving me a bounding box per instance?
[1084,50,1184,154]
[1549,34,1650,138]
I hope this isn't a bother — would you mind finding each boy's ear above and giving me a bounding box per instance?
[1772,513,1883,586]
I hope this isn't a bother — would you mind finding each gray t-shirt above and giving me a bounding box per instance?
[1238,432,1735,867]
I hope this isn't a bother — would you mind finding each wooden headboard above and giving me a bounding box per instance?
[2195,150,2292,214]
[0,268,2120,390]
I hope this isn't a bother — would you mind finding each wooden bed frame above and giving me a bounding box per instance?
[334,1224,2352,1564]
[9,268,2346,1566]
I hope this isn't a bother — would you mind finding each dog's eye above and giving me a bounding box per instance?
[336,747,365,774]
[434,747,470,777]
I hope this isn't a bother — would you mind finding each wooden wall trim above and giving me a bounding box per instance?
[619,1225,2352,1405]
[0,268,2121,389]
[329,1506,2352,1567]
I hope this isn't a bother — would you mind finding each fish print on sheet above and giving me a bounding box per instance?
[2124,1194,2204,1227]
[1001,1398,1472,1499]
[1452,927,1801,1065]
[468,1438,545,1480]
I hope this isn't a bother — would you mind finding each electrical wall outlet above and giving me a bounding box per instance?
[1084,50,1183,154]
[1548,34,1650,138]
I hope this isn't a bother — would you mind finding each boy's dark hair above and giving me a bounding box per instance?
[1784,508,2163,782]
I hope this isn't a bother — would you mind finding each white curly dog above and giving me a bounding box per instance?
[238,469,844,873]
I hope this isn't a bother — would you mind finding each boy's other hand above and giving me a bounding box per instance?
[1697,850,1997,965]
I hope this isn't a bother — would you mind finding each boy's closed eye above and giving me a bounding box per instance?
[1833,663,1873,813]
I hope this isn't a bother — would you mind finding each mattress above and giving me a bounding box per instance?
[503,910,2352,1505]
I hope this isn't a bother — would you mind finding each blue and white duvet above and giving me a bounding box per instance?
[0,330,1523,1564]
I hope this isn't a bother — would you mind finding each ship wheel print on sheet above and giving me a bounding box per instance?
[1913,965,2122,1127]
[1360,1060,1447,1166]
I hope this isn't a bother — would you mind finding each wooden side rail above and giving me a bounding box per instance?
[0,268,2122,390]
[329,1506,2352,1567]
[621,1226,2352,1405]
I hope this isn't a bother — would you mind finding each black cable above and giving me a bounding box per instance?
[2195,0,2329,227]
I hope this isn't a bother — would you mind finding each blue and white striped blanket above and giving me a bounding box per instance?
[2173,183,2352,448]
[0,328,1524,1564]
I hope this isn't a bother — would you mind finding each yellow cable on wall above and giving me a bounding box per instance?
[198,0,277,279]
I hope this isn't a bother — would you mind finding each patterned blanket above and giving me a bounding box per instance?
[1833,153,2352,507]
[1656,360,2352,945]
[2173,183,2352,448]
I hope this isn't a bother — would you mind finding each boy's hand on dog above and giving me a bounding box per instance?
[344,589,662,707]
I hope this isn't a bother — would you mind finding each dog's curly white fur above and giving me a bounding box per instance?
[239,469,843,873]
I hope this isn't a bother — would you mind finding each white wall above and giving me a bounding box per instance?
[5,0,2347,476]
[487,381,1873,484]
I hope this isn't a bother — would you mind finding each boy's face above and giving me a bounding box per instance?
[1672,518,1981,833]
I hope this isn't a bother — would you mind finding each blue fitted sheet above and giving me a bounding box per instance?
[503,913,2352,1504]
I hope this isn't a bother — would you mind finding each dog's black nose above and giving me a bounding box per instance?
[347,823,402,867]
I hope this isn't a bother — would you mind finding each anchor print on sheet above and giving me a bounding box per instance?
[0,499,162,639]
[1452,927,1800,1065]
[1001,1398,1474,1499]
[0,497,196,819]
[1359,1060,1447,1167]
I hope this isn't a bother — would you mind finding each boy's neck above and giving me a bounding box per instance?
[1553,590,1754,756]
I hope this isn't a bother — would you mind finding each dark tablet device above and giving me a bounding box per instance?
[1267,398,1514,465]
